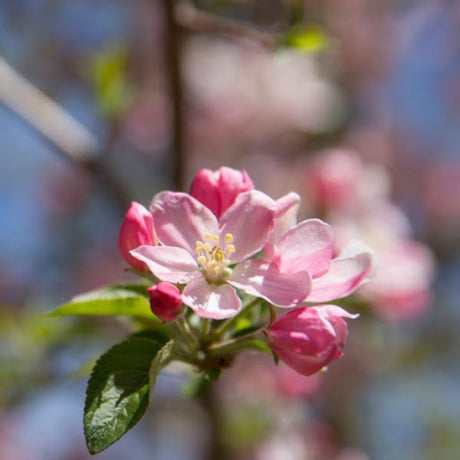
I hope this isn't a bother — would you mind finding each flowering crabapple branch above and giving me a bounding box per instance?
[52,166,374,454]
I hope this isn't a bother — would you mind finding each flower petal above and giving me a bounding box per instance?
[311,305,359,348]
[277,219,334,278]
[131,245,199,283]
[182,277,242,319]
[218,167,254,216]
[310,304,360,320]
[272,192,300,243]
[150,191,218,255]
[189,169,221,217]
[229,260,311,308]
[307,251,373,302]
[219,190,275,263]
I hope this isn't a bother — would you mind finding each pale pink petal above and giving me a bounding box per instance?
[271,192,300,244]
[131,245,200,284]
[189,169,220,217]
[219,190,275,263]
[311,305,359,347]
[218,167,254,215]
[277,219,334,277]
[150,192,218,255]
[307,252,373,302]
[229,260,311,308]
[182,277,242,319]
[264,192,300,261]
[310,304,360,320]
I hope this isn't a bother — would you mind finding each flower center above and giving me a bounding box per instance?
[195,233,236,283]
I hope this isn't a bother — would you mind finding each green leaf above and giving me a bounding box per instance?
[279,25,328,53]
[84,331,174,454]
[46,284,155,319]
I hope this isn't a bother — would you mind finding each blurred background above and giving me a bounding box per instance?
[1,1,460,459]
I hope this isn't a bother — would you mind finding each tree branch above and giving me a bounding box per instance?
[163,0,186,191]
[175,2,277,49]
[0,57,131,209]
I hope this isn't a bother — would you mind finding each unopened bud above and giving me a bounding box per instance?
[147,282,183,322]
[190,167,254,218]
[118,202,155,271]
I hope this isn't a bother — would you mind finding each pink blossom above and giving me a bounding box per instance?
[118,201,155,272]
[267,305,358,376]
[260,193,373,304]
[131,191,310,319]
[189,166,254,218]
[304,149,390,214]
[147,282,183,322]
[359,240,435,321]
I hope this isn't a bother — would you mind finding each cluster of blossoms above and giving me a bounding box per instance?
[119,167,373,376]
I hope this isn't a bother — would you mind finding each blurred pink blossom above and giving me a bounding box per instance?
[359,240,435,321]
[304,149,390,214]
[306,149,435,320]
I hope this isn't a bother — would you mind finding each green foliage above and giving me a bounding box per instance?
[278,25,328,53]
[89,45,131,118]
[47,284,156,319]
[84,331,173,454]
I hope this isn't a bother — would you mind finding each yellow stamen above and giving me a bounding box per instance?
[194,232,236,283]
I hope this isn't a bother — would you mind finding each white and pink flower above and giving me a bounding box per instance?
[131,190,310,319]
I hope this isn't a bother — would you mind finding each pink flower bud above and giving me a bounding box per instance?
[190,166,254,217]
[147,282,183,322]
[267,305,358,376]
[118,202,155,271]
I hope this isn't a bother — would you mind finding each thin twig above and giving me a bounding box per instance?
[197,384,231,460]
[0,57,98,162]
[163,0,186,190]
[176,1,277,49]
[0,57,131,209]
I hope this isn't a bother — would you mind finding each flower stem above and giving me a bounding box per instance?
[213,297,262,337]
[197,383,231,460]
[208,331,262,357]
[200,318,212,344]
